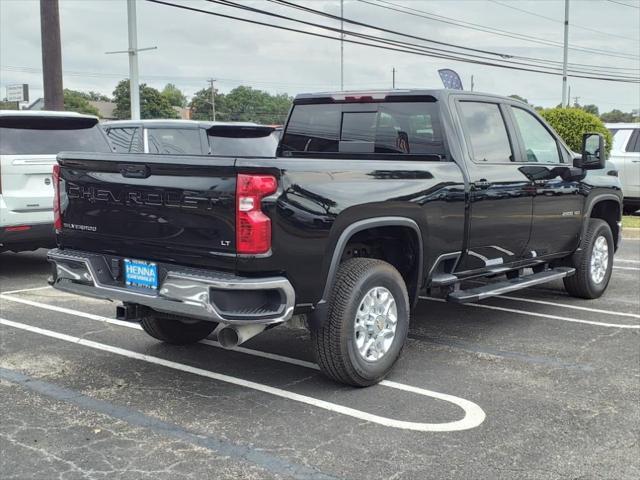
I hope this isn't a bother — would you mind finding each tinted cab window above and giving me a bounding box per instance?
[511,107,561,163]
[280,101,445,159]
[147,128,203,155]
[210,133,278,156]
[458,102,513,163]
[104,127,143,153]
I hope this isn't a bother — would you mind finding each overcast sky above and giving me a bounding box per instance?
[1,0,638,111]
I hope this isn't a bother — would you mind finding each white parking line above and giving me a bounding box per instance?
[0,298,486,433]
[419,296,640,329]
[496,295,640,319]
[613,266,640,271]
[616,259,640,264]
[1,285,53,295]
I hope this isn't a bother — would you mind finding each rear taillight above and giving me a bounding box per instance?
[52,164,62,231]
[236,174,277,254]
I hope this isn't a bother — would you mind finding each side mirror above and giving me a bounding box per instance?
[573,133,606,170]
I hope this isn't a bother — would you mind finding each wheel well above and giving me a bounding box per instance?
[340,226,421,304]
[589,200,620,247]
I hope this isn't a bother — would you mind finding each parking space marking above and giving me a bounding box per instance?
[613,266,640,271]
[1,285,53,295]
[0,311,486,432]
[495,295,640,319]
[4,292,486,405]
[616,259,640,264]
[419,297,640,329]
[0,367,341,480]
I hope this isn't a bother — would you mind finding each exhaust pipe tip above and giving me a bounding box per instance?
[218,327,240,348]
[217,323,267,349]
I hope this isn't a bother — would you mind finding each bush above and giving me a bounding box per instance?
[539,107,612,156]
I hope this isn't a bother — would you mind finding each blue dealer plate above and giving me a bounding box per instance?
[124,258,158,290]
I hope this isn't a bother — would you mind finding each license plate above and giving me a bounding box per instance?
[124,258,158,290]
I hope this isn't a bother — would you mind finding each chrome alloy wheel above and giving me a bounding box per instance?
[354,287,398,362]
[590,235,609,284]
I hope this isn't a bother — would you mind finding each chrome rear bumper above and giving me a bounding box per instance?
[47,248,295,325]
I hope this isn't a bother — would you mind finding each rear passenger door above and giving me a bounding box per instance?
[455,99,534,271]
[508,106,583,257]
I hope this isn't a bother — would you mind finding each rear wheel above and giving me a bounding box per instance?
[140,312,217,345]
[563,218,614,299]
[312,258,410,387]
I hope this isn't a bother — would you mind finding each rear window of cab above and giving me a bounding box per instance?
[280,102,445,160]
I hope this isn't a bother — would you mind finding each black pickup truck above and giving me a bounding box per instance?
[48,89,623,386]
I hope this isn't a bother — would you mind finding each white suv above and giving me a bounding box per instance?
[0,110,112,253]
[607,123,640,214]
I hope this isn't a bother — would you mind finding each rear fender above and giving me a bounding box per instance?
[309,216,423,330]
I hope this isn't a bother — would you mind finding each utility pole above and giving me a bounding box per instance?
[126,0,140,120]
[392,67,396,89]
[105,0,157,120]
[40,0,64,111]
[340,0,344,90]
[470,75,475,92]
[208,78,217,121]
[561,0,570,108]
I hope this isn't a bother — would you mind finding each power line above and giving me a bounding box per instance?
[366,0,640,59]
[0,65,339,89]
[190,0,638,82]
[270,0,639,74]
[490,0,639,40]
[605,0,640,9]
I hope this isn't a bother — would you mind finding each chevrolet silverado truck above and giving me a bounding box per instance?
[48,90,623,386]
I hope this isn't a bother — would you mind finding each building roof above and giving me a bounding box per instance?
[88,101,117,120]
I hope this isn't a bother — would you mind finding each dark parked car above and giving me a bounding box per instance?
[49,90,622,386]
[102,119,278,156]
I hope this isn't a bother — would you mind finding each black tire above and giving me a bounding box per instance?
[312,258,410,387]
[563,218,614,299]
[623,204,638,216]
[140,312,217,345]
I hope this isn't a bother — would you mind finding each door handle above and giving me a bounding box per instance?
[473,179,492,189]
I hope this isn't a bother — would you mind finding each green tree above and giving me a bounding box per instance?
[113,80,178,120]
[189,85,292,124]
[580,104,599,116]
[600,109,638,123]
[63,89,100,116]
[220,86,292,124]
[540,107,613,156]
[161,83,187,107]
[84,91,111,102]
[189,87,216,121]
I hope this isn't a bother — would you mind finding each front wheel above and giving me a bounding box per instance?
[312,258,410,387]
[563,218,614,299]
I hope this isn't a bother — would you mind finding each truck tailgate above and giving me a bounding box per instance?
[57,152,237,271]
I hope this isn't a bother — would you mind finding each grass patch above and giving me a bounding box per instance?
[623,215,640,228]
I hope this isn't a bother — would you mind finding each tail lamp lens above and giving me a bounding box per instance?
[52,164,62,231]
[236,174,277,254]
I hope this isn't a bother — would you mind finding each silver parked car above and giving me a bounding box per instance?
[102,119,279,157]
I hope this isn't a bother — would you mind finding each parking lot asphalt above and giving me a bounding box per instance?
[1,240,639,480]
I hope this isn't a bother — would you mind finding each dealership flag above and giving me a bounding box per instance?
[438,69,464,90]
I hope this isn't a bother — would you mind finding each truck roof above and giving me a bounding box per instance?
[293,88,517,104]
